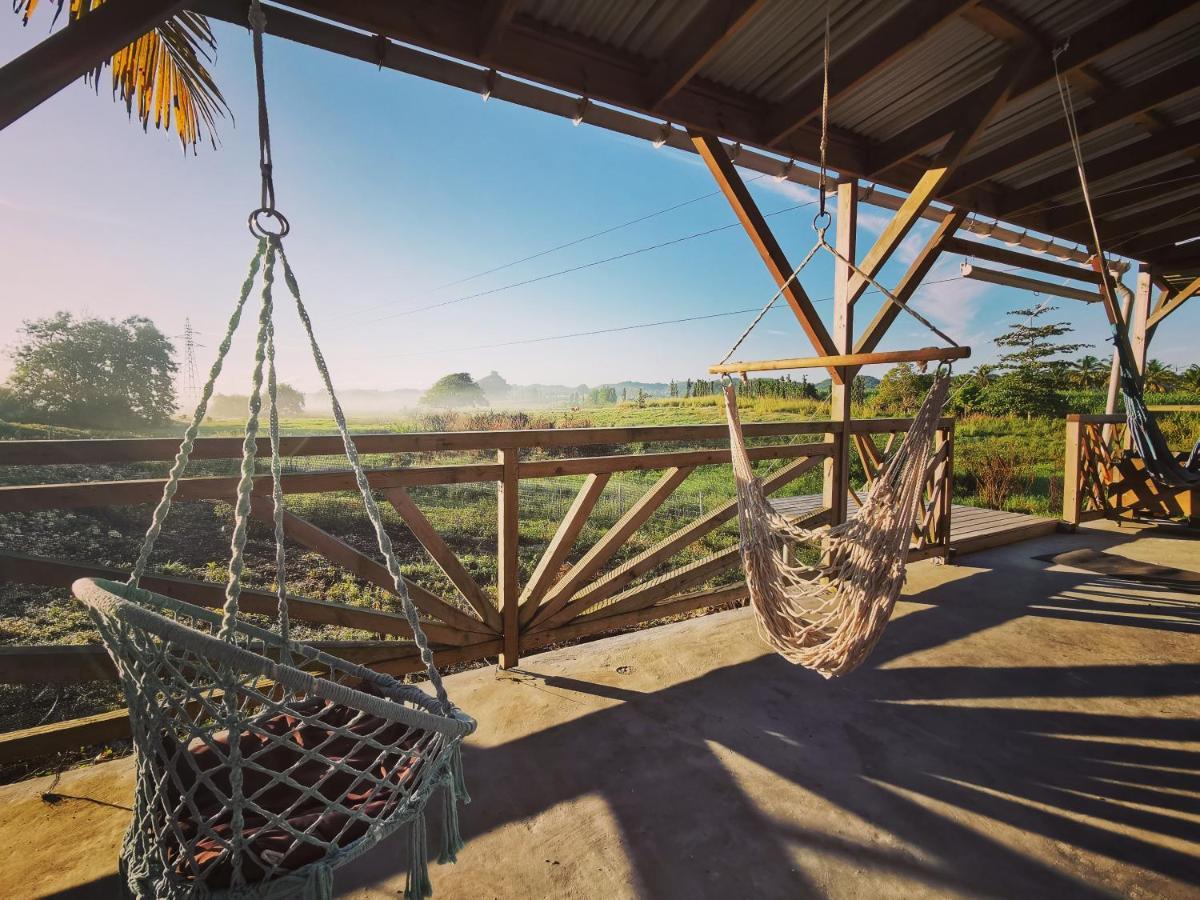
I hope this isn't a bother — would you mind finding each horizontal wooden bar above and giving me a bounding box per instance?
[960,264,1100,303]
[850,417,955,434]
[1066,414,1126,424]
[942,236,1104,285]
[0,637,502,764]
[710,346,970,375]
[0,551,476,646]
[0,422,842,466]
[518,441,832,478]
[0,463,503,513]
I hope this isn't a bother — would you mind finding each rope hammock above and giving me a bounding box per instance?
[718,6,957,677]
[1051,45,1200,492]
[74,6,474,898]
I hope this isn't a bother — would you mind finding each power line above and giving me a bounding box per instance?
[341,174,770,322]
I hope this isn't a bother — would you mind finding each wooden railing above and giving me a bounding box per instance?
[0,417,953,762]
[1063,413,1197,524]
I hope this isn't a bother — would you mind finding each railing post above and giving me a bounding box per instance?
[938,422,954,562]
[1063,415,1083,526]
[497,448,520,668]
[823,179,856,525]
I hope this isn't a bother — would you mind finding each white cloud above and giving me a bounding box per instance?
[906,256,989,342]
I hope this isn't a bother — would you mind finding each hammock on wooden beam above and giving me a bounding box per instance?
[724,374,950,678]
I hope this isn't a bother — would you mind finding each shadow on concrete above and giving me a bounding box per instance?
[337,534,1200,898]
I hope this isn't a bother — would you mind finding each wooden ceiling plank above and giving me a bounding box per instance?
[763,0,976,148]
[647,0,767,110]
[0,0,187,132]
[690,131,840,379]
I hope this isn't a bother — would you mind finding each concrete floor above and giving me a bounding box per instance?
[3,520,1198,899]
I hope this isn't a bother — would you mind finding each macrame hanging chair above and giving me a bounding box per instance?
[1048,44,1200,493]
[73,6,473,898]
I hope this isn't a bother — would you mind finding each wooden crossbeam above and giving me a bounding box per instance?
[854,209,966,355]
[942,236,1103,284]
[763,0,974,147]
[253,502,495,635]
[711,346,970,375]
[960,264,1101,303]
[0,0,187,132]
[690,131,841,380]
[944,58,1200,197]
[1147,275,1200,329]
[518,473,610,626]
[529,467,694,628]
[559,454,822,614]
[647,0,766,109]
[0,549,473,647]
[845,48,1037,307]
[383,487,503,631]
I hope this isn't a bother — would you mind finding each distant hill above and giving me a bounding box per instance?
[304,388,423,417]
[813,375,880,398]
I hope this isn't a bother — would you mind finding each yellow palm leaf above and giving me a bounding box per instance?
[15,0,230,151]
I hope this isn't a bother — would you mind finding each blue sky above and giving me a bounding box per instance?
[2,16,1195,395]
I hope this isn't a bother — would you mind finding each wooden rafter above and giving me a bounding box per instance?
[1147,275,1200,328]
[845,47,1035,306]
[529,467,694,628]
[942,236,1102,284]
[865,84,993,176]
[476,0,520,60]
[0,0,187,132]
[944,58,1200,197]
[383,487,503,631]
[1036,168,1200,232]
[691,131,841,380]
[1119,218,1200,260]
[763,0,975,147]
[854,209,966,355]
[647,0,766,110]
[518,472,610,625]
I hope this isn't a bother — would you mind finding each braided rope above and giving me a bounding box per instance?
[265,312,292,658]
[127,243,267,590]
[274,242,450,709]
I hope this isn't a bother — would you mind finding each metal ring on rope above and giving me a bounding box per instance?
[812,209,832,235]
[249,207,291,239]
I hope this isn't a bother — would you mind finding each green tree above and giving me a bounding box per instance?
[978,304,1088,417]
[1142,359,1177,394]
[5,312,177,428]
[420,373,488,408]
[1180,364,1200,392]
[870,364,934,416]
[1070,354,1105,389]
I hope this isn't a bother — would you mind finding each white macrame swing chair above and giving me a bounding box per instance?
[716,8,963,678]
[72,6,473,898]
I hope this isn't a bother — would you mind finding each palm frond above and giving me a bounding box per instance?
[13,1,230,150]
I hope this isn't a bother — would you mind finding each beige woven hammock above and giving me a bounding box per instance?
[723,374,950,678]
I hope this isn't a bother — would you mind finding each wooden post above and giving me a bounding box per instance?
[1063,415,1083,526]
[1130,265,1152,380]
[497,448,520,668]
[824,180,856,525]
[937,422,955,562]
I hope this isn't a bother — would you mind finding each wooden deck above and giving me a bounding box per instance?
[771,493,1059,558]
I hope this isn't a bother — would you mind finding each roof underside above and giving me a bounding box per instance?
[202,0,1200,276]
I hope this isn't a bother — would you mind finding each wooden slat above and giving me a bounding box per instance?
[529,467,694,628]
[960,264,1101,303]
[383,487,503,631]
[691,130,840,379]
[497,448,520,668]
[0,550,472,646]
[711,346,970,375]
[557,455,822,615]
[0,422,835,466]
[522,584,749,652]
[942,236,1103,284]
[646,0,766,109]
[518,473,611,625]
[573,547,742,623]
[261,504,494,636]
[0,464,503,513]
[517,441,832,478]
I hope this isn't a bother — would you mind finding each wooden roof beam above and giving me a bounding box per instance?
[0,0,187,132]
[1119,219,1200,260]
[1146,275,1200,328]
[690,131,841,381]
[1031,166,1200,232]
[994,120,1200,219]
[762,0,976,148]
[865,84,993,176]
[844,46,1039,307]
[944,58,1200,197]
[476,0,520,60]
[646,0,767,110]
[942,236,1103,284]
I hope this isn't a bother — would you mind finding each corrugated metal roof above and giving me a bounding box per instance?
[517,0,697,58]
